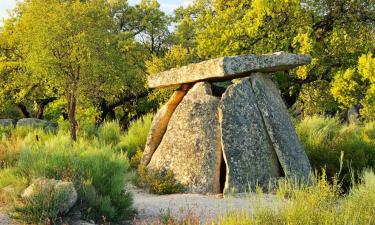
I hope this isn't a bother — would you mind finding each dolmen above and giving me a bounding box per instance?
[141,52,313,194]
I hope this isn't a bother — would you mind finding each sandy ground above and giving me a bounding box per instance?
[131,188,279,224]
[0,190,279,225]
[0,207,12,225]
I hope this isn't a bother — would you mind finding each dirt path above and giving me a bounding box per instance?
[132,188,279,224]
[0,207,12,225]
[0,191,279,225]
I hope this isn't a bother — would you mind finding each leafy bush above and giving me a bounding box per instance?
[12,133,134,223]
[296,116,375,189]
[137,165,184,195]
[11,182,72,224]
[97,121,121,146]
[296,80,338,117]
[116,113,153,158]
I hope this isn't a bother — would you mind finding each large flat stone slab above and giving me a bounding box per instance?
[250,73,313,181]
[219,78,281,193]
[147,82,222,193]
[148,52,311,88]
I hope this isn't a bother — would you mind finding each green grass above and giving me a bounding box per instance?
[296,116,375,189]
[160,170,375,225]
[0,128,134,224]
[116,113,153,158]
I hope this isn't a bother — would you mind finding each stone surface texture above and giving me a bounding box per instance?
[148,52,311,88]
[219,78,281,193]
[17,118,58,130]
[0,119,15,127]
[250,73,313,181]
[141,84,191,165]
[22,178,77,215]
[147,82,222,193]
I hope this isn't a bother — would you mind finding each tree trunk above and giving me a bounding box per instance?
[67,84,78,141]
[36,97,57,119]
[16,103,31,118]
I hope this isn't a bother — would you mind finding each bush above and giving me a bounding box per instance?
[137,165,184,195]
[97,121,122,146]
[12,133,134,223]
[116,113,153,158]
[11,182,73,224]
[296,116,375,189]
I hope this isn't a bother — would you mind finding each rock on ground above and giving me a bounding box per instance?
[219,78,281,193]
[0,119,15,127]
[250,74,313,180]
[16,118,58,131]
[22,178,77,215]
[147,82,222,193]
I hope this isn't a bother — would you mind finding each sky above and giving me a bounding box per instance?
[0,0,191,23]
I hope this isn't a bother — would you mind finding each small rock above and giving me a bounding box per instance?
[17,118,58,131]
[0,119,15,127]
[22,178,77,215]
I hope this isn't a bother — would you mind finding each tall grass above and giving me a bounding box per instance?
[116,113,153,158]
[296,116,375,189]
[162,170,375,225]
[97,121,122,146]
[216,170,375,225]
[0,129,134,223]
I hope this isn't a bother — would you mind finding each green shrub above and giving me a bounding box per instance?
[0,168,27,204]
[11,182,72,224]
[0,136,22,169]
[116,113,153,158]
[97,121,121,146]
[14,133,134,222]
[137,165,184,195]
[80,122,98,139]
[296,116,375,189]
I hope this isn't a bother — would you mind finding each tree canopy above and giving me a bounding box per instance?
[0,0,374,139]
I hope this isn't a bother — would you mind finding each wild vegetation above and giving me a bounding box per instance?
[0,0,374,224]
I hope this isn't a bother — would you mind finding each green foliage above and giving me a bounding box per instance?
[0,130,134,223]
[116,113,153,158]
[97,121,122,146]
[0,169,27,204]
[16,135,134,222]
[331,53,375,120]
[168,170,375,225]
[137,165,184,195]
[11,183,72,224]
[296,116,375,189]
[296,80,338,117]
[146,45,197,105]
[218,170,375,225]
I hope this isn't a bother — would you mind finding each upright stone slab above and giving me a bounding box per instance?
[141,84,191,165]
[250,73,313,181]
[219,78,281,193]
[147,82,222,193]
